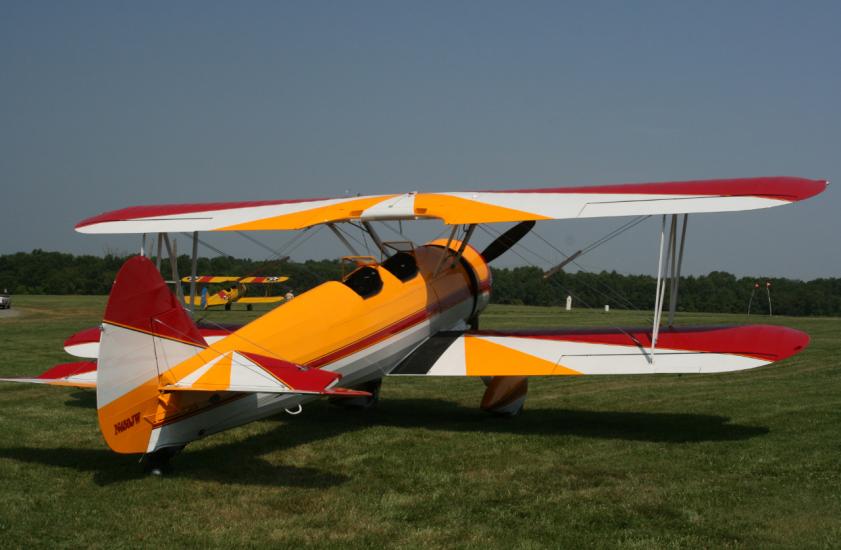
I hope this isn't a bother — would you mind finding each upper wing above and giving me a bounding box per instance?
[388,325,809,376]
[75,177,827,234]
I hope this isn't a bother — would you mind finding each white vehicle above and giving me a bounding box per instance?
[0,294,10,309]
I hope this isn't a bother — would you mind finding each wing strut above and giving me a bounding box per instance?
[651,216,668,358]
[651,214,690,357]
[155,234,163,271]
[667,214,689,326]
[361,221,388,257]
[328,223,361,256]
[162,234,186,307]
[433,225,460,276]
[450,224,477,268]
[188,231,199,315]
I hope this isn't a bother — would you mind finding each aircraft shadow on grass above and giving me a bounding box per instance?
[0,392,768,486]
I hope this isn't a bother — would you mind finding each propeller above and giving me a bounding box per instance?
[480,221,535,263]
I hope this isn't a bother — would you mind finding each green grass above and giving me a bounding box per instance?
[1,296,840,548]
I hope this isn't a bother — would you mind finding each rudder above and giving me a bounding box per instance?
[96,256,207,454]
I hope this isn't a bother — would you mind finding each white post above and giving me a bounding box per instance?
[766,281,773,316]
[565,295,572,311]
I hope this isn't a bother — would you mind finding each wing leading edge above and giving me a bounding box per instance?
[75,177,827,234]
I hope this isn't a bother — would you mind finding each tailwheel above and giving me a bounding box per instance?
[328,379,381,410]
[480,376,528,416]
[143,445,185,476]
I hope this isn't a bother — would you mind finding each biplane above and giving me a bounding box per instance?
[180,275,290,310]
[1,176,826,471]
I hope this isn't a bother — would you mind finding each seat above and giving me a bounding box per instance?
[381,252,419,282]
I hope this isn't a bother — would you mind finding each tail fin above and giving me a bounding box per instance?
[97,256,207,454]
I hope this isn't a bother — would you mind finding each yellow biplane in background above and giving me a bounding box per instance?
[180,275,290,310]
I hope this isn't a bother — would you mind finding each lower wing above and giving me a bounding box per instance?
[389,325,808,376]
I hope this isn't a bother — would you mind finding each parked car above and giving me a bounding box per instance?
[0,293,10,309]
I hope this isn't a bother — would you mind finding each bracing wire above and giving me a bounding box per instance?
[479,221,642,312]
[335,223,368,251]
[179,233,234,258]
[235,231,287,259]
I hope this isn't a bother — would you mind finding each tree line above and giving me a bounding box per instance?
[1,250,839,317]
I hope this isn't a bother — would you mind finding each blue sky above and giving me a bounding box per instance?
[1,1,839,278]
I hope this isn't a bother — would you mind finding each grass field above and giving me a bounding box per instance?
[1,296,840,548]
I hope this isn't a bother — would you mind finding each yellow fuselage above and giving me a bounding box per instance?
[148,241,491,451]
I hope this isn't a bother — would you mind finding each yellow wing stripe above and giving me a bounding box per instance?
[217,195,395,231]
[464,337,581,376]
[414,194,552,224]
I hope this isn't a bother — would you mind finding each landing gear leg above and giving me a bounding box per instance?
[480,376,528,416]
[143,445,185,476]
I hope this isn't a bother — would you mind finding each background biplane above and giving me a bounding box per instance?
[180,275,290,310]
[1,176,827,470]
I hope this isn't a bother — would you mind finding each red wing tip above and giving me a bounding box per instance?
[488,176,828,202]
[768,325,810,362]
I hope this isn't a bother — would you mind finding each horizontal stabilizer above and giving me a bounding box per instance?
[162,350,369,396]
[63,324,241,359]
[63,327,102,358]
[0,361,97,389]
[389,325,809,376]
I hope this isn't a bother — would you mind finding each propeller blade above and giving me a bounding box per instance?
[480,221,535,263]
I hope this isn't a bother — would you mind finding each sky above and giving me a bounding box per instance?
[1,1,839,279]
